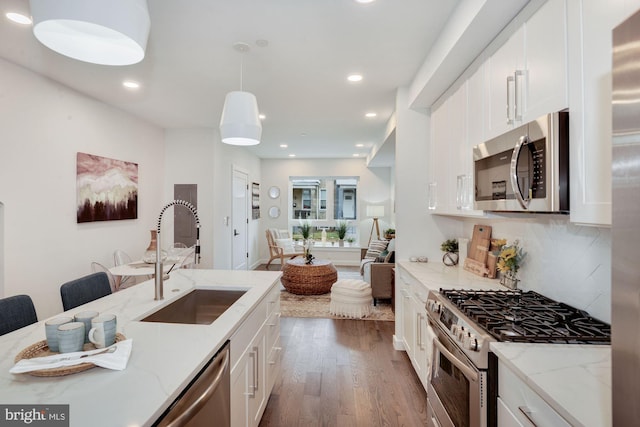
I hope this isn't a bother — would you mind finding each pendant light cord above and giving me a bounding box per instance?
[240,54,244,91]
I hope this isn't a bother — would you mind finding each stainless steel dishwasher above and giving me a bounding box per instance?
[154,341,230,427]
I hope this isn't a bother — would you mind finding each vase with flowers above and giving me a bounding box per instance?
[496,240,525,289]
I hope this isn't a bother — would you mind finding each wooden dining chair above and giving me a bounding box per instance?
[60,272,112,311]
[0,294,38,336]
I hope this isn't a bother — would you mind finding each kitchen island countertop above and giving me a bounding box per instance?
[0,269,281,427]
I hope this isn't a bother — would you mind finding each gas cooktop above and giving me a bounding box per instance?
[439,289,611,344]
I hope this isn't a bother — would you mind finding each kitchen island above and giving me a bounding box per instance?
[0,269,282,427]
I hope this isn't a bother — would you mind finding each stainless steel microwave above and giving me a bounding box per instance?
[473,111,569,213]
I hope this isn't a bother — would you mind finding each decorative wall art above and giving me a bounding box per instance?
[252,182,260,220]
[76,152,138,223]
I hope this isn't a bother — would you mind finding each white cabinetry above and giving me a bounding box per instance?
[485,0,568,141]
[397,266,430,391]
[231,284,281,427]
[429,73,484,216]
[498,361,571,427]
[567,0,640,226]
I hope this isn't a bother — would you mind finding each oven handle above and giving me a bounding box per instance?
[432,338,478,383]
[510,135,531,209]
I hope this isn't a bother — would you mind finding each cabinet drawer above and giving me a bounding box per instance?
[498,362,571,427]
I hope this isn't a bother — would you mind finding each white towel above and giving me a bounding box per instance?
[10,339,133,374]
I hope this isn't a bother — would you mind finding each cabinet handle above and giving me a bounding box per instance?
[506,75,515,124]
[514,69,524,121]
[253,345,259,393]
[518,406,538,426]
[416,313,422,349]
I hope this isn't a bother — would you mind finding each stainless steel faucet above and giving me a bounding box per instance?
[154,200,201,300]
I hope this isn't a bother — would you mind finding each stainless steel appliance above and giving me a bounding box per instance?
[425,289,610,427]
[473,111,569,213]
[154,341,230,427]
[612,9,640,426]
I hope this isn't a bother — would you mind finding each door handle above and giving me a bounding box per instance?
[510,135,531,209]
[234,229,239,236]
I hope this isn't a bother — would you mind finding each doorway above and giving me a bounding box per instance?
[174,184,197,247]
[232,168,249,270]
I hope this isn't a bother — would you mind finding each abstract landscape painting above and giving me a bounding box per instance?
[76,152,138,223]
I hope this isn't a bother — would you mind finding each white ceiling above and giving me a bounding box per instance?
[0,0,465,161]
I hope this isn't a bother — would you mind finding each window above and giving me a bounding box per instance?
[290,176,358,221]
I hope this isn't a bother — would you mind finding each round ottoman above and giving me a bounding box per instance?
[329,279,373,319]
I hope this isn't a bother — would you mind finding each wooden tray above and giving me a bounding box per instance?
[14,333,126,377]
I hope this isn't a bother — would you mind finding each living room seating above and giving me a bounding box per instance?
[329,279,373,318]
[265,228,305,270]
[360,238,395,305]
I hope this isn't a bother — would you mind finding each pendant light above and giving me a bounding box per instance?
[29,0,150,66]
[220,42,262,146]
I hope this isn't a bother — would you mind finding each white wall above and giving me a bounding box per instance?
[260,158,392,260]
[0,59,165,319]
[164,129,216,268]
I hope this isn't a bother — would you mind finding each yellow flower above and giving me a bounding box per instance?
[501,247,517,260]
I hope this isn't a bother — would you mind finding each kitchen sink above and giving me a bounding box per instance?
[140,289,247,325]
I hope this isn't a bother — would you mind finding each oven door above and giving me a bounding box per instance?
[427,321,486,427]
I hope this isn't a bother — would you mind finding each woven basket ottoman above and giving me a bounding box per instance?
[329,279,373,319]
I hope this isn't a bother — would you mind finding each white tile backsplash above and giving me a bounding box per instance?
[462,215,611,323]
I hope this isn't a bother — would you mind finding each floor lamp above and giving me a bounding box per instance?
[366,205,385,246]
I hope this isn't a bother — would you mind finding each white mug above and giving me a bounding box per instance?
[88,314,117,348]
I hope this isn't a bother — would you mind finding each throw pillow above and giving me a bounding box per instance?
[384,250,395,263]
[365,239,388,259]
[275,238,295,253]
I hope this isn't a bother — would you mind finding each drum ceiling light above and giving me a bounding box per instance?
[29,0,150,66]
[219,42,262,146]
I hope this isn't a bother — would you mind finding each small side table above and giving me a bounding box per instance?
[281,258,338,295]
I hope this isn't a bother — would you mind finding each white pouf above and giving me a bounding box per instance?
[329,279,373,319]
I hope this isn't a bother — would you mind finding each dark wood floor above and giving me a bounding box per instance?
[259,317,428,427]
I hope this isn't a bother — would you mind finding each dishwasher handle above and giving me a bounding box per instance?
[161,345,230,427]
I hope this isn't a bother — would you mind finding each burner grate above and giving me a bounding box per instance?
[440,288,611,344]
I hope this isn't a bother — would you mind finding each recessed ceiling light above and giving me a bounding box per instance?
[6,12,32,25]
[288,154,296,158]
[355,0,376,3]
[280,144,288,148]
[122,80,140,89]
[347,74,363,82]
[355,143,364,148]
[353,153,360,157]
[259,114,266,120]
[365,112,377,118]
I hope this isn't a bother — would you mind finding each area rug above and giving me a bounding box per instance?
[280,290,395,321]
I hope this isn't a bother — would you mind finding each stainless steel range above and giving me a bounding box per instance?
[425,288,610,427]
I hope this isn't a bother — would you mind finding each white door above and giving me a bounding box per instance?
[232,169,249,270]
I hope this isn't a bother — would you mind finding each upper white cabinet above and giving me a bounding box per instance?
[567,0,640,226]
[428,69,485,216]
[485,0,569,141]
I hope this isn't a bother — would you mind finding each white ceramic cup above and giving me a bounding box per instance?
[57,322,85,353]
[45,316,73,352]
[74,311,99,343]
[88,314,117,348]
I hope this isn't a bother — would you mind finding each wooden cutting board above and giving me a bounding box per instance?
[469,224,492,263]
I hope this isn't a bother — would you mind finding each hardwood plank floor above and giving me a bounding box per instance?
[259,317,428,427]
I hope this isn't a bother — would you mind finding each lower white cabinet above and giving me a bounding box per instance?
[230,284,281,427]
[397,266,430,391]
[498,361,571,427]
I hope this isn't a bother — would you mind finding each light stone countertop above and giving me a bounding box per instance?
[397,259,505,291]
[0,269,281,427]
[491,342,611,427]
[397,260,611,427]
